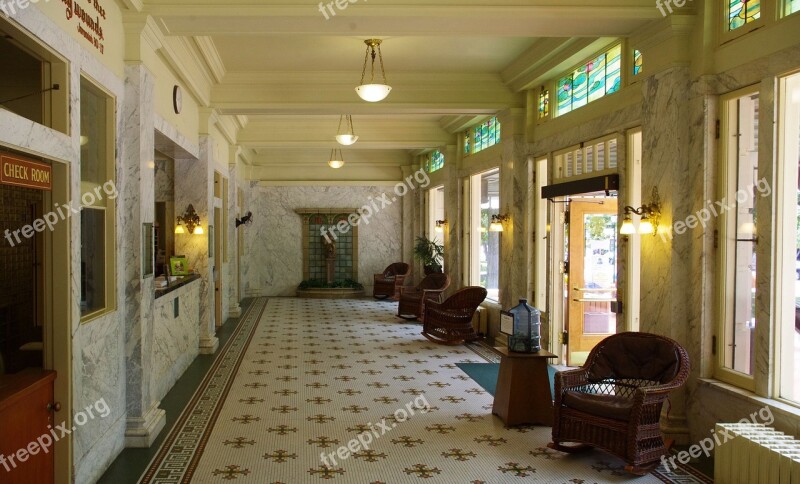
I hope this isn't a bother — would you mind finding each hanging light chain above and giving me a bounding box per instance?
[376,42,387,83]
[359,40,387,85]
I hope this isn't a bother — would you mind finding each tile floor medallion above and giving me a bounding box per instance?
[139,297,710,483]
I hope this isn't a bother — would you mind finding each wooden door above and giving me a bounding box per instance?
[567,199,618,366]
[0,370,56,483]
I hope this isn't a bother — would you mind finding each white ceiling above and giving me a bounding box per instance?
[143,0,661,175]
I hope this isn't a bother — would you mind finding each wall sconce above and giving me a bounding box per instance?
[620,187,661,236]
[489,214,509,232]
[236,211,253,228]
[176,204,203,234]
[434,219,447,233]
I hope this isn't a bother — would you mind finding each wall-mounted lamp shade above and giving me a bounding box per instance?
[619,216,635,235]
[356,39,392,102]
[638,216,654,235]
[80,135,89,146]
[489,214,508,232]
[194,225,204,235]
[434,220,447,234]
[175,222,186,234]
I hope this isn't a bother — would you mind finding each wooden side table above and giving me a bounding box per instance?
[492,346,557,426]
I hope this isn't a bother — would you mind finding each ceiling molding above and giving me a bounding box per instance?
[158,35,215,107]
[193,36,227,84]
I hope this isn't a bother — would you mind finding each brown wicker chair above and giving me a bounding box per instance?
[421,286,487,345]
[397,273,451,321]
[373,263,411,299]
[548,332,690,475]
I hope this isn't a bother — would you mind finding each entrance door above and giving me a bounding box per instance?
[214,207,222,329]
[566,199,618,365]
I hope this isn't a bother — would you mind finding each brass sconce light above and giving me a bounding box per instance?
[489,214,509,232]
[620,187,661,236]
[236,211,253,228]
[434,219,447,233]
[176,204,203,234]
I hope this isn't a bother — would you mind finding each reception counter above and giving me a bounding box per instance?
[151,275,201,402]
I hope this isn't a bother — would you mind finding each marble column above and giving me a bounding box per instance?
[227,155,242,318]
[442,146,462,289]
[175,136,219,354]
[121,63,165,447]
[640,66,692,443]
[498,109,529,311]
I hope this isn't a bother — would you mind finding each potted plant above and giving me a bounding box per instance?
[413,236,444,275]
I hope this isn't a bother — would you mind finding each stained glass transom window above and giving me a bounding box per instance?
[538,89,550,119]
[428,150,445,172]
[465,117,501,156]
[633,50,643,76]
[785,0,800,15]
[557,44,621,117]
[729,0,761,30]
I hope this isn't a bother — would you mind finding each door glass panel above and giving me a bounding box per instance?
[581,213,617,334]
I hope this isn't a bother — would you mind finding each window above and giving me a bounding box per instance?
[728,0,761,30]
[470,169,500,301]
[464,117,501,156]
[557,44,621,117]
[778,72,800,403]
[553,135,618,182]
[427,186,445,241]
[427,150,445,173]
[80,77,116,321]
[785,0,800,16]
[633,49,643,76]
[538,88,550,119]
[717,87,759,388]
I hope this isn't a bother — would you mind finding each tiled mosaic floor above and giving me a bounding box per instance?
[139,297,710,483]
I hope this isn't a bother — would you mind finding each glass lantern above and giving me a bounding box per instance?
[507,298,541,353]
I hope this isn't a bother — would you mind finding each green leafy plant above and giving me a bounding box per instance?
[298,279,364,290]
[413,236,444,273]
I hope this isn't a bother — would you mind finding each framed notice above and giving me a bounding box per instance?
[169,256,189,276]
[500,310,514,335]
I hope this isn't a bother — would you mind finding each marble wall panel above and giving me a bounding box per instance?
[242,185,403,296]
[150,281,201,402]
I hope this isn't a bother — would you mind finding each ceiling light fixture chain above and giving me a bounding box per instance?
[355,39,392,102]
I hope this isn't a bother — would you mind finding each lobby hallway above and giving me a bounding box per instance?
[136,298,706,483]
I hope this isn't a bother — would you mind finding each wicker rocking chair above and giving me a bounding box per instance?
[397,273,451,321]
[421,286,487,345]
[373,263,411,300]
[548,332,690,475]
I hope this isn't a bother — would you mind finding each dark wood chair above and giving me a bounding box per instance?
[373,263,411,299]
[397,273,451,321]
[421,286,487,345]
[548,332,690,475]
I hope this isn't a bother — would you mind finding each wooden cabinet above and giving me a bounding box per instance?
[0,370,56,484]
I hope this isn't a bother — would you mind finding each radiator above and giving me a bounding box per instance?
[471,306,487,336]
[715,423,800,483]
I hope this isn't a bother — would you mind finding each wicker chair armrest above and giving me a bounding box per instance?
[421,288,446,300]
[635,382,683,400]
[553,368,589,406]
[395,274,408,285]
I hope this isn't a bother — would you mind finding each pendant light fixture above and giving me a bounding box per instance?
[328,148,345,169]
[336,115,359,145]
[356,39,392,102]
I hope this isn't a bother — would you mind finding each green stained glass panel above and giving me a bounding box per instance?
[557,76,573,115]
[605,45,621,94]
[729,0,760,30]
[788,0,800,15]
[572,66,588,109]
[587,53,607,103]
[538,89,549,119]
[633,49,642,76]
[495,119,501,144]
[464,132,471,155]
[429,150,444,172]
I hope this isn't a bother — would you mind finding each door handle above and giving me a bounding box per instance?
[47,402,61,412]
